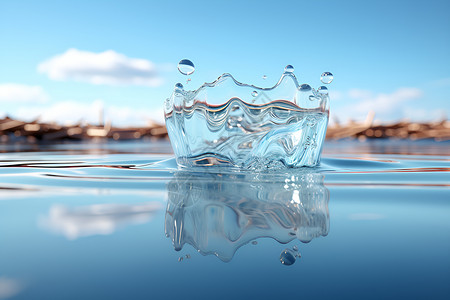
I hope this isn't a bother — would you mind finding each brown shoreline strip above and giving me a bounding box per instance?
[0,116,448,142]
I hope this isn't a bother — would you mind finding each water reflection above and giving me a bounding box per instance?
[41,202,162,240]
[165,170,330,262]
[0,277,23,299]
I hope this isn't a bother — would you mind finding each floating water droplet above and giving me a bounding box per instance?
[292,245,298,252]
[177,59,195,75]
[280,249,296,266]
[318,86,328,94]
[284,65,294,73]
[185,254,191,259]
[175,82,184,89]
[178,256,183,262]
[299,84,312,92]
[252,91,258,97]
[251,241,258,245]
[262,75,267,80]
[320,72,334,84]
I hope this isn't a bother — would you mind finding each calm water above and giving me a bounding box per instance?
[0,140,449,299]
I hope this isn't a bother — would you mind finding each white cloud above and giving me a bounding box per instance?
[14,99,165,126]
[40,202,163,240]
[38,49,165,87]
[332,87,424,122]
[350,87,423,115]
[402,107,447,121]
[329,90,343,101]
[348,89,374,100]
[0,83,49,103]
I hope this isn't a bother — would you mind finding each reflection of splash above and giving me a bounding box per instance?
[165,170,329,262]
[41,202,162,240]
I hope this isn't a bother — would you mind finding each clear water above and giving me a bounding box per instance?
[284,64,295,73]
[165,168,328,262]
[320,72,334,84]
[166,100,328,168]
[280,248,297,266]
[165,70,330,168]
[177,59,195,76]
[0,140,449,299]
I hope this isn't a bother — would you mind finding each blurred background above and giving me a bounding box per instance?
[0,0,449,140]
[0,3,449,299]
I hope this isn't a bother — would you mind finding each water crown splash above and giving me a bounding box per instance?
[165,63,333,169]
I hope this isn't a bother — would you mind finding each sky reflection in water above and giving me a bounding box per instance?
[0,140,448,299]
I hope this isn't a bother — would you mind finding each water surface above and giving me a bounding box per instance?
[0,140,449,299]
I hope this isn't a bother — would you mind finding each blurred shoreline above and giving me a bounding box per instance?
[326,119,449,141]
[0,116,448,143]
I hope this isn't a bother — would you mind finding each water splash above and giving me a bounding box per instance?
[177,59,195,75]
[320,72,333,84]
[280,249,296,266]
[284,65,294,73]
[165,67,332,168]
[318,86,328,94]
[299,84,312,92]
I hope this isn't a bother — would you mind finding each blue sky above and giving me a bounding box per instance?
[0,0,449,125]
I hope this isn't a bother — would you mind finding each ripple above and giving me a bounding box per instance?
[0,141,447,192]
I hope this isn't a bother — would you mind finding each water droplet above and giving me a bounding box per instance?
[280,249,296,266]
[318,86,328,94]
[252,91,258,97]
[284,65,294,73]
[320,72,334,84]
[178,256,183,262]
[292,245,298,252]
[175,82,184,89]
[185,254,191,259]
[251,241,258,245]
[262,75,267,80]
[299,84,312,92]
[177,59,195,75]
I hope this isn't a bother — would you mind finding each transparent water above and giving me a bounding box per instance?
[0,140,449,299]
[166,100,328,168]
[165,71,330,168]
